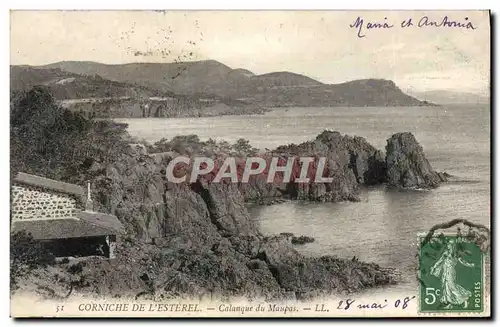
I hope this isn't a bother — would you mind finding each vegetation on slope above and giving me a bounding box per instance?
[10,85,130,183]
[10,87,401,301]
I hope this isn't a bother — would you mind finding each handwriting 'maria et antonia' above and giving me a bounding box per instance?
[350,15,477,38]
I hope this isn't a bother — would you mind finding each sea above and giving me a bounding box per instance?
[115,104,491,298]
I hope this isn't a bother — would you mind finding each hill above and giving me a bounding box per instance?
[39,60,237,96]
[240,78,430,107]
[10,66,266,118]
[10,66,166,99]
[252,71,323,87]
[36,60,428,107]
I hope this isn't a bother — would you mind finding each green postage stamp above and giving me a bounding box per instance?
[419,234,484,313]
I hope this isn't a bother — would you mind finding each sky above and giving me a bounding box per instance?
[10,10,490,94]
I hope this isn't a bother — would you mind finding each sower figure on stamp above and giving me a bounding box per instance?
[430,239,475,309]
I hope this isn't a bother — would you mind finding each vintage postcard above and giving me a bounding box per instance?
[9,10,491,318]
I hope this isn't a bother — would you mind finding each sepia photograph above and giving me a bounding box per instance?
[8,9,491,318]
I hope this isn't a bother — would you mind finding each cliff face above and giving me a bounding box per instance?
[62,97,267,119]
[91,146,262,243]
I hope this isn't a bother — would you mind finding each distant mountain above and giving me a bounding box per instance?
[11,60,430,107]
[245,78,429,107]
[408,90,490,105]
[10,66,167,99]
[39,60,238,96]
[10,65,266,118]
[33,60,429,107]
[252,71,323,87]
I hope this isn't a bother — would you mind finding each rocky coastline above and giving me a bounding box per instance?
[10,89,449,301]
[12,128,447,301]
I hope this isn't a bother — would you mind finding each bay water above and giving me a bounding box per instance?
[116,104,490,296]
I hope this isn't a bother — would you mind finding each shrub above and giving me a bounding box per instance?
[232,138,259,156]
[291,235,315,245]
[10,231,56,290]
[10,86,130,184]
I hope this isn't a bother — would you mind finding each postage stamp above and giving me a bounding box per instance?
[419,234,484,313]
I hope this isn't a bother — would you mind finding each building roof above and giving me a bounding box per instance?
[76,211,123,232]
[13,172,85,197]
[11,218,117,240]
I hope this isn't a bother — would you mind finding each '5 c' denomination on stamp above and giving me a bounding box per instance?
[419,234,484,314]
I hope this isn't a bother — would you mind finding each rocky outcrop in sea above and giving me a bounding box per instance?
[385,132,448,189]
[270,131,386,202]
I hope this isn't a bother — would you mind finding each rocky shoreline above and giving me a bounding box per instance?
[11,112,448,301]
[10,88,446,300]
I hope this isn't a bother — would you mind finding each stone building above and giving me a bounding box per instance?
[10,172,122,259]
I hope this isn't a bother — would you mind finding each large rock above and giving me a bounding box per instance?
[194,181,259,237]
[385,132,445,189]
[93,152,166,241]
[239,179,286,202]
[257,235,400,295]
[272,130,386,202]
[315,131,386,185]
[162,183,222,247]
